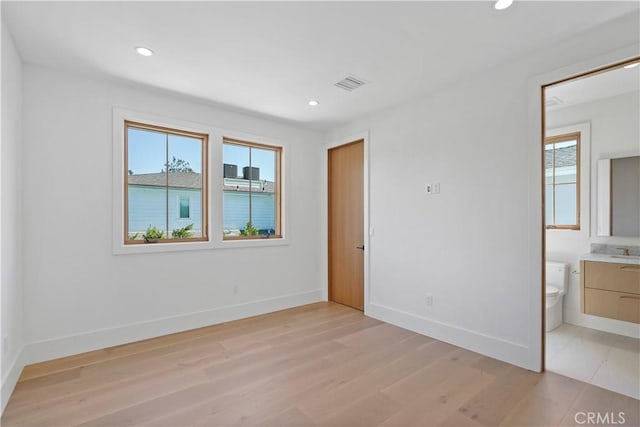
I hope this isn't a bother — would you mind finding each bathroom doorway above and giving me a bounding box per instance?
[542,57,640,399]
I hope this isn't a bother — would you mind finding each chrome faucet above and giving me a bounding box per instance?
[617,247,630,256]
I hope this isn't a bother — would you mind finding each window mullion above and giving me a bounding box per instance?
[552,143,556,226]
[165,133,169,239]
[249,146,253,229]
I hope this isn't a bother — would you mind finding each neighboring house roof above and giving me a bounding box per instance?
[128,171,203,189]
[545,145,577,169]
[128,172,275,193]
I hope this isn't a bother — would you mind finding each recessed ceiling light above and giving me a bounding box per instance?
[494,0,513,10]
[135,47,154,57]
[623,62,639,69]
[308,100,319,107]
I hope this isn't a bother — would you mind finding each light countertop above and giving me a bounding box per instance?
[581,253,640,265]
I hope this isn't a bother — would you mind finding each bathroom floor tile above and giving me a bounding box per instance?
[591,347,640,400]
[546,324,640,400]
[546,324,579,359]
[547,339,609,383]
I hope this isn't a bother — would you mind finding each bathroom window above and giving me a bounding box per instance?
[545,132,580,229]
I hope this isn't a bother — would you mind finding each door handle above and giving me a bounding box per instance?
[356,245,365,250]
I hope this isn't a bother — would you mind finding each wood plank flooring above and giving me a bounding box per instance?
[2,302,638,426]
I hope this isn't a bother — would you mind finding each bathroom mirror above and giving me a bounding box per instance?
[597,155,640,237]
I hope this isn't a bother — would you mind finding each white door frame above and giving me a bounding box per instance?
[526,44,639,372]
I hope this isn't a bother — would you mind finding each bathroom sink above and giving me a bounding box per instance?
[605,255,639,260]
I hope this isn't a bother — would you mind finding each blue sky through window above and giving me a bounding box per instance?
[128,128,203,175]
[127,128,275,182]
[223,143,275,182]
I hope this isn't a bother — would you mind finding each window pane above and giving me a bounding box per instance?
[127,127,167,175]
[555,184,577,225]
[250,147,277,234]
[127,127,167,240]
[168,135,203,238]
[544,144,554,185]
[251,147,276,182]
[127,187,168,240]
[223,144,251,236]
[554,170,576,184]
[223,192,250,235]
[553,140,576,180]
[545,184,553,225]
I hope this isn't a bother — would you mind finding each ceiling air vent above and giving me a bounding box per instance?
[545,96,564,108]
[334,75,366,91]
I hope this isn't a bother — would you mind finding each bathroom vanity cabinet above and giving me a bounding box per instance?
[581,260,640,324]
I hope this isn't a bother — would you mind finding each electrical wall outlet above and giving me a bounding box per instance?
[426,294,433,307]
[233,285,239,295]
[426,183,441,195]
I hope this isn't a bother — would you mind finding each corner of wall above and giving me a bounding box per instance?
[1,346,25,413]
[367,303,533,370]
[1,20,25,415]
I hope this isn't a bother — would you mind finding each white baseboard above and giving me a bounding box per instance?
[366,302,533,371]
[23,289,323,366]
[2,346,26,414]
[564,312,640,339]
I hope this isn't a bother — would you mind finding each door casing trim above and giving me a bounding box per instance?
[527,44,640,372]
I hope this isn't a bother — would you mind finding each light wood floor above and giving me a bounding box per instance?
[2,302,638,426]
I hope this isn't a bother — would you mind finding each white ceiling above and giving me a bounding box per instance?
[3,1,639,129]
[547,63,640,110]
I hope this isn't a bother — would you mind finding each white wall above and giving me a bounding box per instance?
[546,91,640,338]
[21,64,325,364]
[327,12,640,370]
[1,22,24,411]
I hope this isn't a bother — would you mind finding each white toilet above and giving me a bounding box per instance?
[546,261,569,332]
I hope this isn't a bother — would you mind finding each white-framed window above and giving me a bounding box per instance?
[113,108,288,254]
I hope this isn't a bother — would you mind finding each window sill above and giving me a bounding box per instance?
[113,237,288,255]
[546,226,580,231]
[113,240,216,255]
[221,237,288,249]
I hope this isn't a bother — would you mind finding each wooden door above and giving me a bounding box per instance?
[329,140,364,310]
